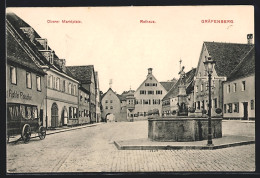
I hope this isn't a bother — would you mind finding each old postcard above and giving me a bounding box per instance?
[6,6,255,173]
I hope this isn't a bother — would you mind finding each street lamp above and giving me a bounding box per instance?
[203,55,216,146]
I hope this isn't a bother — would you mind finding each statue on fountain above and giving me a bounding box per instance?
[177,60,188,116]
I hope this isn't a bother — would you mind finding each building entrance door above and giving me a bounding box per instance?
[243,102,248,120]
[62,108,68,126]
[51,103,59,127]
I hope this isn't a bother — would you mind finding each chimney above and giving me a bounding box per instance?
[247,34,253,45]
[148,68,153,75]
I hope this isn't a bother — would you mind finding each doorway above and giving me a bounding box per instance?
[243,102,248,120]
[51,103,59,127]
[62,107,68,126]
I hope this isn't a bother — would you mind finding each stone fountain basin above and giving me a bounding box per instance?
[148,117,222,142]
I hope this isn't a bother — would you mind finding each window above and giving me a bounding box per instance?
[84,94,88,103]
[105,100,108,103]
[227,85,230,93]
[69,107,78,119]
[234,102,239,113]
[80,92,83,101]
[197,101,200,109]
[110,106,113,109]
[71,84,73,95]
[48,75,53,88]
[148,90,154,95]
[110,100,113,103]
[56,78,60,91]
[74,85,76,95]
[228,103,232,113]
[202,100,204,109]
[10,66,17,84]
[143,99,149,105]
[153,99,160,105]
[68,83,72,94]
[105,106,108,109]
[241,81,246,91]
[36,76,41,91]
[224,104,226,113]
[53,77,56,89]
[156,90,162,95]
[251,100,254,110]
[233,83,237,92]
[140,90,146,95]
[145,83,157,86]
[201,84,204,92]
[62,80,66,92]
[26,72,32,89]
[214,98,217,108]
[135,99,139,104]
[33,107,38,119]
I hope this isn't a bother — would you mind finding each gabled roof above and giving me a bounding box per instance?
[160,81,177,92]
[7,29,46,75]
[227,47,255,81]
[6,12,75,79]
[134,72,167,94]
[162,68,196,101]
[203,42,254,77]
[66,65,96,85]
[101,88,120,101]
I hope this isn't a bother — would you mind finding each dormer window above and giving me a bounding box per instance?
[35,38,48,50]
[20,27,35,42]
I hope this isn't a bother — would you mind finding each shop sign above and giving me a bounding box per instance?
[7,89,32,100]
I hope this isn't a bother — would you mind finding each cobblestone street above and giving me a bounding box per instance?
[7,120,255,173]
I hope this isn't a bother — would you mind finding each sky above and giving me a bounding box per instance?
[7,6,254,94]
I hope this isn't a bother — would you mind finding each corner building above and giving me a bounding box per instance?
[6,17,47,128]
[7,12,80,128]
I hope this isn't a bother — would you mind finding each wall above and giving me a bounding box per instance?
[148,118,222,141]
[82,74,96,122]
[45,70,78,128]
[194,44,223,116]
[223,75,255,119]
[101,89,121,120]
[78,89,90,124]
[6,63,47,126]
[134,74,167,119]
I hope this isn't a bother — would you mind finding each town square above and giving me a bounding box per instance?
[6,6,255,173]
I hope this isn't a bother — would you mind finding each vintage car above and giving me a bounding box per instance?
[7,103,46,143]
